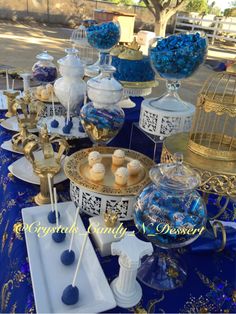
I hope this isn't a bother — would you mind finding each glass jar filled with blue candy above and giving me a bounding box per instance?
[85,21,120,77]
[32,50,57,83]
[148,32,207,110]
[80,64,124,145]
[134,153,207,290]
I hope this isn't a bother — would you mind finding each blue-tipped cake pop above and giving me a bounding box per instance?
[67,117,73,129]
[61,206,80,265]
[51,187,66,243]
[61,249,75,265]
[62,284,79,305]
[62,124,71,134]
[51,119,59,128]
[48,210,60,224]
[52,228,66,243]
[61,233,88,306]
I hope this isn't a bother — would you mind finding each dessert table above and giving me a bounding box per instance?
[0,104,236,314]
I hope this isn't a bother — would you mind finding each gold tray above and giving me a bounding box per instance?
[64,147,155,196]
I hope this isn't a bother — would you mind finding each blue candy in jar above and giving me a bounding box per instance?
[150,33,207,80]
[32,51,57,83]
[80,102,125,145]
[134,154,207,248]
[86,21,120,51]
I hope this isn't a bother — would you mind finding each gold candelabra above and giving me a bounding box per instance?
[23,124,69,205]
[3,90,20,117]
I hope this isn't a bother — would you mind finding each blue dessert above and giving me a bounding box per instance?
[51,119,59,128]
[150,32,207,80]
[47,210,61,224]
[62,124,72,134]
[52,228,66,243]
[62,284,79,305]
[67,117,73,129]
[61,249,75,265]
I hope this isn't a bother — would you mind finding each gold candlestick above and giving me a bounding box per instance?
[23,124,69,205]
[4,90,20,117]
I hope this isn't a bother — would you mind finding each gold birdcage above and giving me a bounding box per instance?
[161,67,236,218]
[188,71,236,161]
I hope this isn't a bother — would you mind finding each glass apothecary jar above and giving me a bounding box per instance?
[32,50,57,83]
[134,153,207,290]
[80,65,124,145]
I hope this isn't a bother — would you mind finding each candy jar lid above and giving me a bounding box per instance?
[149,152,201,192]
[57,48,84,77]
[36,50,54,61]
[87,65,123,92]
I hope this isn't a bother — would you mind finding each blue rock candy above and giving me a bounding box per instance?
[61,284,79,305]
[86,21,120,50]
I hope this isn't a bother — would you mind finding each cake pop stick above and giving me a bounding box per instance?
[66,89,71,125]
[60,206,80,266]
[47,174,60,223]
[52,187,65,243]
[11,79,15,91]
[50,87,59,128]
[54,187,59,229]
[6,69,9,90]
[61,233,89,305]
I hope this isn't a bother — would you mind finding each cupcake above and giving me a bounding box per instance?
[88,151,102,167]
[127,159,142,176]
[115,167,128,186]
[112,149,125,167]
[90,163,105,182]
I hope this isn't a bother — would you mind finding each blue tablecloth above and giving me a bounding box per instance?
[0,104,236,313]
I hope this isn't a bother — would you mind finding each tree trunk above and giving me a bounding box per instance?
[154,14,168,37]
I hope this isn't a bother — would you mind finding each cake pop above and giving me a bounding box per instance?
[52,187,66,243]
[47,174,60,224]
[60,206,80,266]
[61,233,89,305]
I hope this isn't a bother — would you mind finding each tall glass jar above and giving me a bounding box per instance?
[32,51,57,83]
[80,65,124,145]
[134,153,207,290]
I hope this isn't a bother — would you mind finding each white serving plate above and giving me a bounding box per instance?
[37,116,87,139]
[0,116,38,133]
[1,139,24,154]
[8,150,67,185]
[22,201,116,313]
[0,91,7,110]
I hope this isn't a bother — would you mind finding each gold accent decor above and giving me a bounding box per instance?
[23,124,69,205]
[15,90,45,130]
[11,124,38,153]
[64,147,155,196]
[3,90,20,117]
[212,221,226,252]
[103,210,118,228]
[120,80,158,89]
[161,133,236,197]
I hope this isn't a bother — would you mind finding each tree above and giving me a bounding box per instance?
[186,0,208,13]
[141,0,190,36]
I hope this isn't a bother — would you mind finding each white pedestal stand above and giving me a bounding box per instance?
[88,215,124,257]
[118,86,152,109]
[110,232,153,308]
[20,73,32,92]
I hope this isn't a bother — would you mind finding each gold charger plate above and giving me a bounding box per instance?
[64,147,155,196]
[120,80,158,89]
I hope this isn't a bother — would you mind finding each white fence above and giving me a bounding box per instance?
[174,13,236,44]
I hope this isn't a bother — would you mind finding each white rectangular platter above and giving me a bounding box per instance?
[22,201,116,313]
